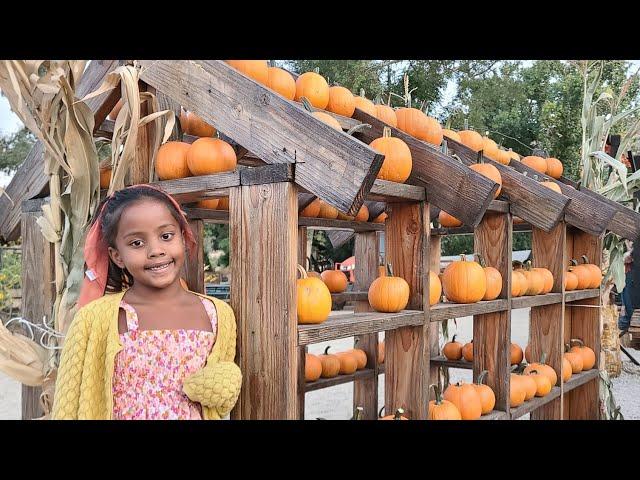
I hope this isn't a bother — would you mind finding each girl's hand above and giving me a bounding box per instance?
[183,361,242,415]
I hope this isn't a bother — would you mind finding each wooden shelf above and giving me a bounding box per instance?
[509,387,562,419]
[479,410,509,420]
[305,368,377,392]
[565,289,600,302]
[367,180,426,202]
[184,208,229,222]
[431,222,532,236]
[512,293,563,309]
[429,356,473,369]
[563,369,599,393]
[331,291,368,303]
[488,200,509,213]
[430,299,509,322]
[298,310,424,346]
[298,217,384,232]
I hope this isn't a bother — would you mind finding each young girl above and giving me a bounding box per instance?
[52,184,242,420]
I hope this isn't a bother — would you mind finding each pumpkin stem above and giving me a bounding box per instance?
[540,351,548,364]
[386,263,394,277]
[324,346,331,356]
[394,408,405,420]
[474,253,486,268]
[564,343,571,353]
[529,369,539,375]
[476,149,484,164]
[451,334,457,343]
[314,67,320,74]
[359,88,366,98]
[378,406,385,418]
[569,259,578,267]
[581,255,590,265]
[300,97,314,113]
[382,126,392,139]
[351,407,364,420]
[296,264,308,279]
[459,254,467,262]
[570,338,585,348]
[476,370,489,385]
[346,123,371,136]
[429,383,444,405]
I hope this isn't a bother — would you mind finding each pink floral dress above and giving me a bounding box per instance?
[112,296,217,420]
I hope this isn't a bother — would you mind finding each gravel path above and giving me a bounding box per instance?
[2,307,638,420]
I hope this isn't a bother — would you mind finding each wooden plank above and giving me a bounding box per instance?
[139,60,384,216]
[367,180,425,202]
[430,299,509,322]
[353,230,380,419]
[130,82,152,184]
[509,161,614,236]
[478,410,509,420]
[561,175,640,239]
[0,60,121,242]
[240,163,294,186]
[445,137,571,232]
[183,219,204,293]
[530,222,566,420]
[155,89,182,141]
[431,222,533,236]
[488,200,509,213]
[512,293,563,309]
[298,217,384,233]
[430,356,473,369]
[297,310,424,346]
[298,193,316,211]
[565,289,600,302]
[306,368,377,392]
[473,211,512,413]
[510,387,562,419]
[563,369,599,393]
[352,109,498,227]
[20,209,55,419]
[384,202,429,419]
[153,171,240,203]
[331,291,369,303]
[429,235,442,400]
[326,230,356,249]
[185,208,229,223]
[297,228,308,419]
[230,182,298,419]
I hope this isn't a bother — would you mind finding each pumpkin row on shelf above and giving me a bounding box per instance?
[440,253,502,304]
[512,261,554,296]
[435,370,496,420]
[442,337,524,366]
[305,345,368,381]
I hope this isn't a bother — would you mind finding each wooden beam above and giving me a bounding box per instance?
[138,60,384,216]
[444,137,571,232]
[0,60,121,242]
[352,109,498,227]
[183,219,204,293]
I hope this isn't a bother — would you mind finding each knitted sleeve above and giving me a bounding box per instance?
[51,308,91,420]
[183,300,242,418]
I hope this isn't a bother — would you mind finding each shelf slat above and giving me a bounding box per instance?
[510,386,562,419]
[305,368,376,392]
[331,291,369,303]
[298,310,424,346]
[511,293,563,309]
[367,179,426,202]
[563,369,599,393]
[429,356,473,370]
[565,289,600,302]
[430,299,509,322]
[298,217,384,232]
[479,410,509,420]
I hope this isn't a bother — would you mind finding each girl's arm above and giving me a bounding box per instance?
[51,309,91,420]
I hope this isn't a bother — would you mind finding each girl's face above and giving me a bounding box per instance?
[107,199,186,290]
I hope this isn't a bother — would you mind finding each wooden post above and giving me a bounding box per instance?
[473,211,512,413]
[530,221,566,420]
[384,201,429,419]
[20,202,55,419]
[229,182,298,419]
[129,82,152,185]
[297,226,307,419]
[429,234,441,400]
[353,230,379,419]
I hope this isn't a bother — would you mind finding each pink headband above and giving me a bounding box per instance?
[77,184,197,309]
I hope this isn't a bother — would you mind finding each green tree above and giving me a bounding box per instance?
[0,127,35,174]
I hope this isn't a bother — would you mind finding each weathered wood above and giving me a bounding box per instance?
[431,222,533,236]
[230,182,298,419]
[473,211,512,413]
[530,222,566,420]
[297,346,306,419]
[306,368,377,392]
[367,180,425,202]
[153,171,240,203]
[429,356,473,370]
[562,368,599,393]
[511,293,563,309]
[508,160,614,236]
[353,231,380,419]
[384,202,429,419]
[139,60,385,216]
[430,299,510,322]
[478,410,509,420]
[331,291,369,303]
[564,289,600,302]
[352,109,498,227]
[488,200,509,213]
[429,235,442,399]
[297,217,384,233]
[326,230,357,249]
[298,193,316,211]
[510,386,562,419]
[185,208,229,223]
[0,60,121,242]
[298,226,308,267]
[297,310,424,346]
[130,82,152,184]
[183,219,204,293]
[445,137,571,232]
[240,163,294,186]
[154,89,183,141]
[20,209,55,419]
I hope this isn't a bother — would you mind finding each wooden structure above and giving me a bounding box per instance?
[4,59,640,420]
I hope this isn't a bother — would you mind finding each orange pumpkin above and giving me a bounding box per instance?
[99,168,112,189]
[442,128,461,143]
[325,86,355,117]
[266,67,296,100]
[156,141,192,180]
[185,111,216,137]
[368,264,410,313]
[562,356,572,382]
[300,198,321,218]
[216,197,229,211]
[518,262,544,296]
[442,254,487,304]
[476,254,502,301]
[564,349,584,374]
[373,212,387,223]
[438,210,463,228]
[443,335,463,361]
[545,157,563,179]
[481,136,500,162]
[317,200,339,219]
[186,137,237,176]
[312,111,342,131]
[506,149,520,163]
[379,407,408,420]
[370,127,413,183]
[473,370,496,415]
[443,382,482,420]
[511,343,524,366]
[350,342,368,370]
[527,369,552,397]
[305,353,322,382]
[458,130,484,152]
[564,270,578,291]
[423,115,443,146]
[226,60,269,85]
[521,155,548,174]
[513,373,537,401]
[429,271,442,306]
[353,90,376,117]
[509,377,527,407]
[319,346,341,378]
[462,341,473,362]
[107,99,123,121]
[321,269,348,293]
[297,265,332,324]
[512,270,527,297]
[533,267,554,294]
[375,104,398,127]
[196,198,220,209]
[569,339,596,370]
[355,204,369,222]
[570,259,592,290]
[335,351,358,375]
[295,71,330,109]
[395,108,430,142]
[470,160,502,198]
[428,384,462,420]
[581,255,602,289]
[493,149,512,166]
[524,353,558,387]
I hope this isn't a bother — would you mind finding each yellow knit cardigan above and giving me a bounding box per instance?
[51,289,242,420]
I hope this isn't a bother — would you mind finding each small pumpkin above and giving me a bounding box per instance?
[295,71,330,109]
[473,370,496,415]
[521,155,548,174]
[506,149,520,162]
[493,149,512,166]
[226,60,269,85]
[512,270,527,297]
[372,212,388,223]
[509,375,527,407]
[305,353,322,382]
[513,372,537,401]
[442,334,463,361]
[312,111,342,131]
[374,104,398,127]
[350,340,368,370]
[423,115,443,146]
[297,265,332,324]
[541,180,562,194]
[581,255,602,289]
[442,254,487,304]
[266,66,296,100]
[545,157,563,179]
[569,338,596,370]
[185,111,216,137]
[564,348,584,374]
[429,270,442,306]
[319,346,341,378]
[476,253,502,301]
[156,141,192,180]
[216,197,229,211]
[511,343,524,366]
[321,269,348,293]
[300,198,321,218]
[99,167,112,189]
[355,204,369,222]
[428,384,462,420]
[395,108,429,141]
[368,263,410,313]
[462,341,473,362]
[107,99,123,121]
[443,381,482,420]
[524,353,558,387]
[438,210,463,228]
[481,136,500,162]
[519,262,544,296]
[196,198,220,209]
[325,86,355,117]
[533,267,554,294]
[528,369,552,397]
[369,127,413,184]
[317,200,339,219]
[564,270,578,291]
[379,407,408,420]
[442,128,461,143]
[570,259,592,290]
[335,350,358,375]
[186,137,237,176]
[353,89,377,117]
[470,157,502,198]
[458,130,484,152]
[562,356,572,382]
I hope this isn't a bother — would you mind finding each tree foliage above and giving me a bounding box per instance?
[0,127,35,174]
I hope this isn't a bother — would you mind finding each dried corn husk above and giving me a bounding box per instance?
[0,320,48,387]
